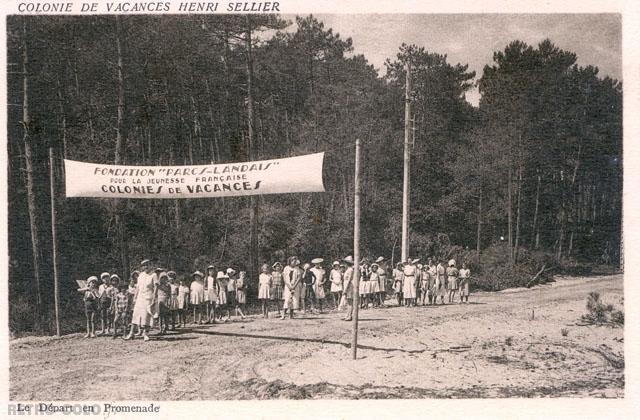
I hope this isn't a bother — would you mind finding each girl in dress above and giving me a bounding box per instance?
[402,259,418,307]
[359,262,369,309]
[393,262,404,306]
[226,268,237,320]
[329,261,343,309]
[458,263,471,303]
[369,263,380,308]
[79,276,99,338]
[427,260,437,305]
[446,259,459,304]
[301,263,316,313]
[167,271,179,330]
[205,265,218,324]
[375,257,387,307]
[270,262,283,317]
[190,271,206,324]
[127,272,139,336]
[177,277,190,327]
[258,264,272,318]
[311,259,326,313]
[157,272,171,334]
[235,271,247,319]
[216,271,231,322]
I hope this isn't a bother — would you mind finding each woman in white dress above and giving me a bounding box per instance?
[329,261,342,309]
[311,258,326,313]
[402,259,418,306]
[126,260,157,342]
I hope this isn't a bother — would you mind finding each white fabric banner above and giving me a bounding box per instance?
[64,153,325,199]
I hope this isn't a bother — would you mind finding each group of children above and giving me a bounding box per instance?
[78,263,250,339]
[78,256,473,338]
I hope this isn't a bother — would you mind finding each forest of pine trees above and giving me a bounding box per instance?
[7,15,622,334]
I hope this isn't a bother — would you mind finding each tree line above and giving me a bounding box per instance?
[7,15,622,333]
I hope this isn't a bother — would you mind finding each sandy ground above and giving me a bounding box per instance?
[10,274,624,400]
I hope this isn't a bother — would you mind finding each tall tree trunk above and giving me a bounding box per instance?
[507,166,513,264]
[246,16,259,279]
[22,20,44,332]
[476,181,483,256]
[514,165,523,264]
[532,173,541,249]
[114,16,129,277]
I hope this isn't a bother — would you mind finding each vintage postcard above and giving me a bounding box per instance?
[1,0,637,418]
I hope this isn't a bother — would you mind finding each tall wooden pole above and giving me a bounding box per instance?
[351,139,362,360]
[246,15,259,280]
[49,149,61,337]
[401,63,412,262]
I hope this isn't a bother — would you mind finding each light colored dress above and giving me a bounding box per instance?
[177,284,189,310]
[311,267,326,299]
[216,278,228,305]
[235,275,246,304]
[393,268,404,294]
[342,267,354,299]
[206,275,218,303]
[329,269,342,292]
[168,283,179,310]
[283,266,302,309]
[377,267,386,292]
[402,264,417,299]
[190,280,205,305]
[436,264,446,297]
[370,271,380,293]
[131,271,157,327]
[258,273,272,299]
[459,268,471,296]
[447,266,459,290]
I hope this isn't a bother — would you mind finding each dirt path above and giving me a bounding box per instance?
[10,274,624,399]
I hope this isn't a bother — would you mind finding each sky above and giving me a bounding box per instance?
[283,14,621,107]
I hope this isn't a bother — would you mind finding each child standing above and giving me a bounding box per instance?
[80,276,99,338]
[190,271,206,324]
[446,260,459,304]
[270,262,283,317]
[216,271,231,322]
[235,271,247,319]
[97,272,112,335]
[157,272,171,334]
[226,268,237,319]
[393,262,404,306]
[127,272,139,336]
[205,265,218,324]
[177,277,190,328]
[167,271,179,330]
[458,263,471,303]
[111,283,129,338]
[329,261,343,309]
[311,259,326,313]
[258,264,272,318]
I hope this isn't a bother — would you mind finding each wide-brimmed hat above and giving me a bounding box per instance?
[110,274,121,282]
[448,259,456,267]
[342,256,354,264]
[370,263,379,269]
[396,262,403,267]
[216,271,228,279]
[410,258,420,264]
[155,267,166,272]
[375,256,386,263]
[158,271,168,279]
[130,270,140,278]
[272,261,282,269]
[87,276,98,284]
[332,260,340,267]
[226,268,236,276]
[311,258,323,264]
[207,265,216,270]
[192,271,204,278]
[100,272,110,279]
[167,271,176,278]
[140,259,151,266]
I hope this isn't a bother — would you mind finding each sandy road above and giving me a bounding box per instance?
[10,274,624,399]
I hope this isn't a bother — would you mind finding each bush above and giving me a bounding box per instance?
[582,292,624,326]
